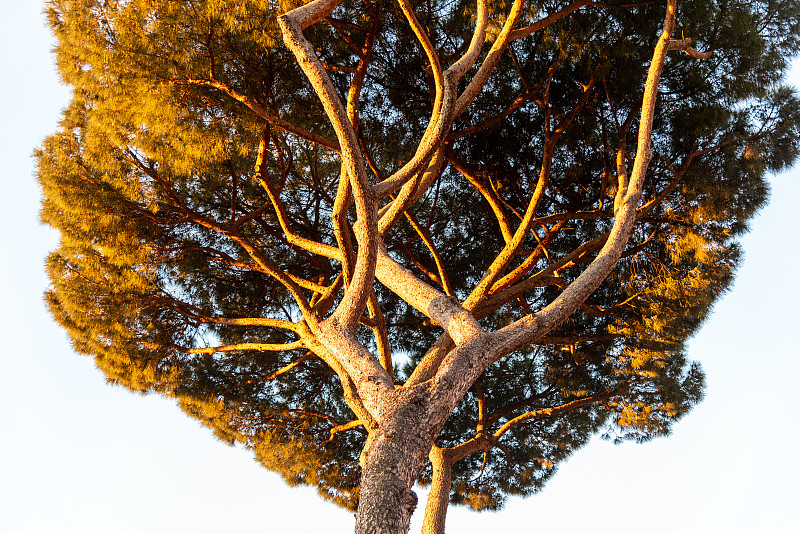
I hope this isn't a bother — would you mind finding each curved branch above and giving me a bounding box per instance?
[254,128,343,262]
[377,149,446,233]
[493,394,610,438]
[446,151,514,243]
[137,159,318,320]
[221,353,312,394]
[279,0,380,334]
[463,73,596,310]
[453,0,526,117]
[326,419,366,442]
[488,221,567,296]
[367,290,393,376]
[169,77,340,152]
[373,0,487,201]
[490,0,689,358]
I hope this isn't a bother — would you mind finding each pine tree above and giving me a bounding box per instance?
[38,1,800,532]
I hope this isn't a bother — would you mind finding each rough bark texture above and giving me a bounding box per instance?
[355,414,427,534]
[421,447,453,534]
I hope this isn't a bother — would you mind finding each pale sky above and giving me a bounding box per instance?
[1,2,798,532]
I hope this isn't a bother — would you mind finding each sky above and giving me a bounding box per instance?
[1,2,798,533]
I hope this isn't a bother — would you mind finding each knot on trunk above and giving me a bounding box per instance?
[402,488,418,515]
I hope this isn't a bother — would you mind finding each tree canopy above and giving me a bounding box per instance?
[38,0,800,532]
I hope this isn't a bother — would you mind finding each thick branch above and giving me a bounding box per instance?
[491,0,686,359]
[375,245,483,346]
[327,419,366,442]
[421,446,454,534]
[279,0,380,334]
[373,0,487,201]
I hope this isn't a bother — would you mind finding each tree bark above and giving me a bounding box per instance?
[421,447,453,534]
[354,401,431,534]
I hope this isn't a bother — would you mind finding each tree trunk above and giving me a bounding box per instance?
[354,422,430,534]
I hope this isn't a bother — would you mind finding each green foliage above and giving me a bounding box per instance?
[39,0,800,513]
